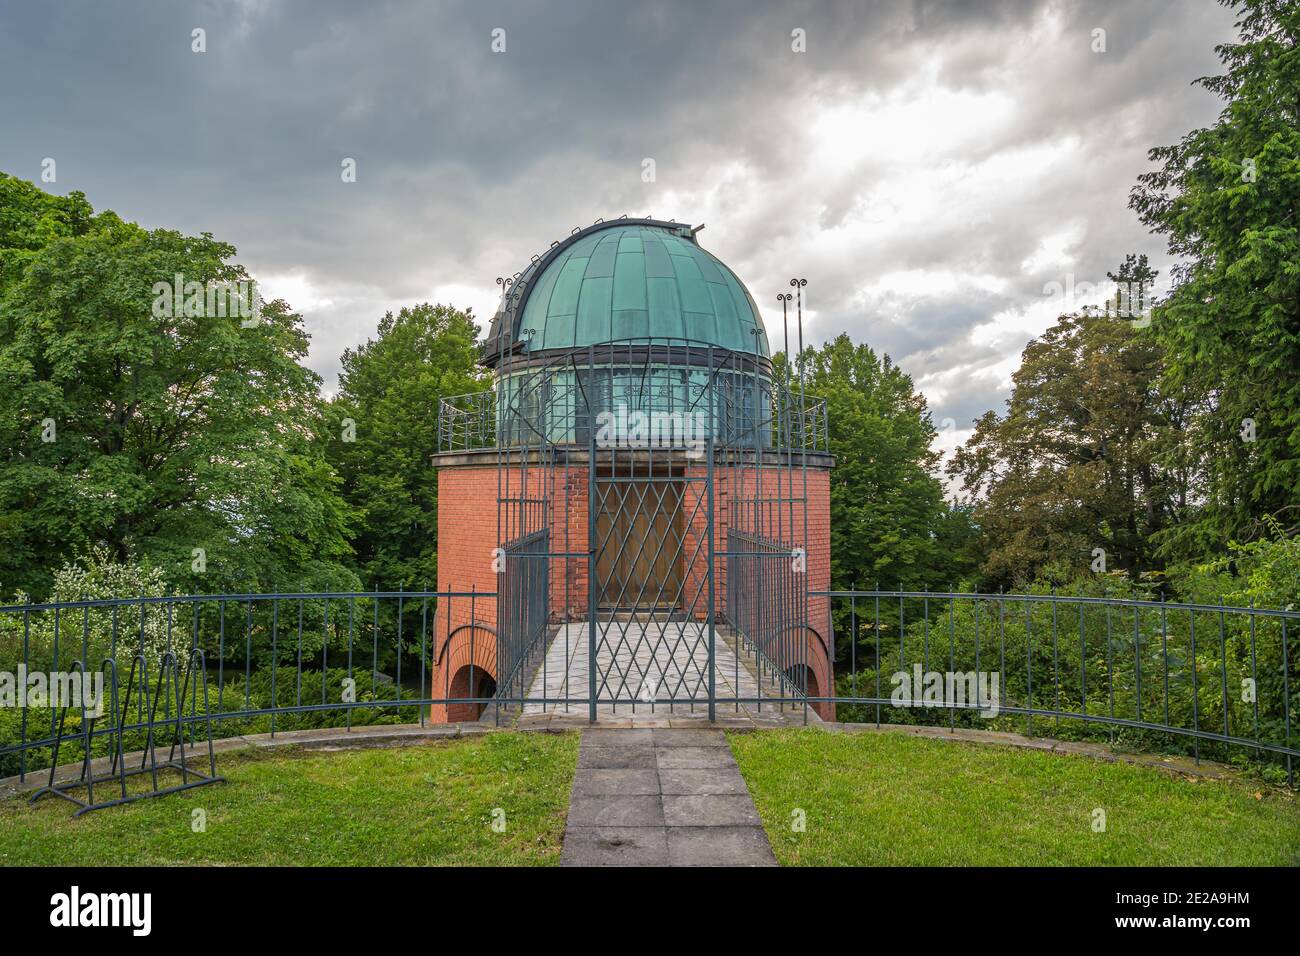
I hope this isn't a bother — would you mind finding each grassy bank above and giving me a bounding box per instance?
[0,731,579,866]
[730,728,1300,866]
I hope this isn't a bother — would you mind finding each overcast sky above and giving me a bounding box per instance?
[0,0,1238,468]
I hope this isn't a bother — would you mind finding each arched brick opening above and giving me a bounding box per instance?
[430,624,497,723]
[784,663,821,697]
[783,625,834,721]
[446,665,497,721]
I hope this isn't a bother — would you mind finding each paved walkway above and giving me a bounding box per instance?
[560,728,776,866]
[521,621,817,726]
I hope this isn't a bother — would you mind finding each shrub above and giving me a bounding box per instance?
[0,547,177,674]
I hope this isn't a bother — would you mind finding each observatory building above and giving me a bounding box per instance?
[431,218,834,722]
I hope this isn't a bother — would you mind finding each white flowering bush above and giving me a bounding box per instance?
[0,547,178,673]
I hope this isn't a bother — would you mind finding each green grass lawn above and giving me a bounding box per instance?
[0,732,579,866]
[730,729,1300,866]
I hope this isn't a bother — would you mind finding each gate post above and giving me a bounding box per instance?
[587,429,598,723]
[706,347,717,722]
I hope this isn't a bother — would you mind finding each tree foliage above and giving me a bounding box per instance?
[326,303,485,589]
[785,334,976,593]
[0,173,356,598]
[949,268,1189,587]
[956,1,1300,587]
[1130,0,1300,556]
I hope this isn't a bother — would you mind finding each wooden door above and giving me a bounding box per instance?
[595,479,683,609]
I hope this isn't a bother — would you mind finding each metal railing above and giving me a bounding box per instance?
[4,588,1294,786]
[0,589,495,783]
[495,530,551,707]
[726,529,809,701]
[437,389,495,452]
[437,385,829,453]
[436,340,829,455]
[818,590,1298,784]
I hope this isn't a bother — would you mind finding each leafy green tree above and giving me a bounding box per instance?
[1130,0,1300,556]
[0,173,356,598]
[326,303,485,588]
[948,290,1184,588]
[784,334,971,592]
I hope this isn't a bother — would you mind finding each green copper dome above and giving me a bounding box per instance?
[486,219,769,361]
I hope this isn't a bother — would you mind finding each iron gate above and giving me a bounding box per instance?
[586,438,717,720]
[486,325,823,721]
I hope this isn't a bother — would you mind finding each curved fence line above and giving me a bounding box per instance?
[437,336,830,455]
[2,588,1295,787]
[819,589,1300,620]
[0,589,476,615]
[817,589,1297,785]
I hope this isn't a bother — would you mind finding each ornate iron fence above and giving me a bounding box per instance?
[435,338,829,455]
[495,530,551,709]
[726,529,809,702]
[3,588,1295,787]
[437,389,495,452]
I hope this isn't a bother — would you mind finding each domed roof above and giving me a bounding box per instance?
[484,218,769,365]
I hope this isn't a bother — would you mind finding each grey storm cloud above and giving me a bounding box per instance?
[0,0,1239,444]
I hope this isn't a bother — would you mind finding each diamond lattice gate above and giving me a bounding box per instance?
[587,442,717,720]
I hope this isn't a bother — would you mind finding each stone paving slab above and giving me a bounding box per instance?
[578,746,658,769]
[654,746,737,769]
[572,769,661,796]
[561,727,775,867]
[651,728,730,747]
[568,793,665,827]
[561,827,669,866]
[658,768,748,795]
[582,727,654,745]
[666,826,777,867]
[662,794,763,827]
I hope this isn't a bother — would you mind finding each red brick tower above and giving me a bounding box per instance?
[431,220,833,721]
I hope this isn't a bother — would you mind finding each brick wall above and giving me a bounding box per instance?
[432,458,834,721]
[430,465,500,722]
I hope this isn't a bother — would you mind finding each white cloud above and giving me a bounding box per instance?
[0,0,1239,450]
